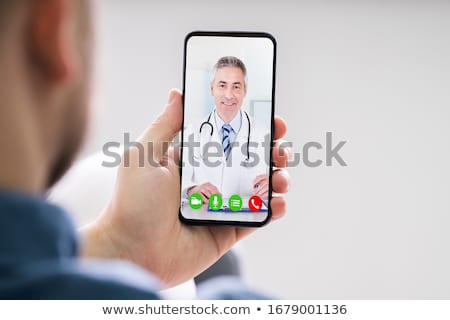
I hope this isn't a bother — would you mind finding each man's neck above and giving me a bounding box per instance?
[0,98,48,194]
[0,120,48,194]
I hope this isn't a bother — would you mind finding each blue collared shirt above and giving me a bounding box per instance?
[0,190,162,299]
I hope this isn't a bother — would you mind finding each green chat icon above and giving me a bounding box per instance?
[228,194,242,212]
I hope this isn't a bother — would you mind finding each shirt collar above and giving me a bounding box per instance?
[214,109,242,133]
[0,189,78,267]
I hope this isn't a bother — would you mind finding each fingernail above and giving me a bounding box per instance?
[167,89,180,103]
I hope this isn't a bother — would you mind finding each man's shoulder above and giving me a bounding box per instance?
[0,258,162,299]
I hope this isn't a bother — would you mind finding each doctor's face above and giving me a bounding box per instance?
[211,67,247,123]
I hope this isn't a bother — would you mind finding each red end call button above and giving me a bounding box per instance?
[248,195,263,212]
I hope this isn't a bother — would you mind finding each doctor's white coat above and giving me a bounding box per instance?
[181,111,270,200]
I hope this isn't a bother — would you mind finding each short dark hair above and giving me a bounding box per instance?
[211,56,248,87]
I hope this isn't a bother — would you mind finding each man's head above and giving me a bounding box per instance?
[0,0,93,192]
[210,56,247,123]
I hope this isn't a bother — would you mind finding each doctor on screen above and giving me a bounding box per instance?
[182,56,270,203]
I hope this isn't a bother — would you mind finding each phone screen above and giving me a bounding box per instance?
[179,31,276,227]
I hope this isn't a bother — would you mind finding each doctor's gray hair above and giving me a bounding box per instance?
[211,56,248,88]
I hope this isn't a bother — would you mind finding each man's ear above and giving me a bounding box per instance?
[26,0,78,84]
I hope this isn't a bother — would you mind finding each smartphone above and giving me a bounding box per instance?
[179,31,276,227]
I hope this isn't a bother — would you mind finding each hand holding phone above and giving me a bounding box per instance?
[83,32,287,286]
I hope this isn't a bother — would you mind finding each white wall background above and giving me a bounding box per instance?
[78,0,450,299]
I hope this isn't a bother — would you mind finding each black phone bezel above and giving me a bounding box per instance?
[179,31,277,227]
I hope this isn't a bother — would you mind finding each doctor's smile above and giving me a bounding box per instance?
[221,100,237,107]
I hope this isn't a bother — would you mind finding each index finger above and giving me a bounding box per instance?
[274,116,287,140]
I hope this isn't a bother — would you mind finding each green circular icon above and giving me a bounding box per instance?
[228,194,243,212]
[208,194,223,211]
[189,193,203,210]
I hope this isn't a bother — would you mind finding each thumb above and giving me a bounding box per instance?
[137,89,183,162]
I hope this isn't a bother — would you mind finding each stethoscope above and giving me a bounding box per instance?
[199,110,251,162]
